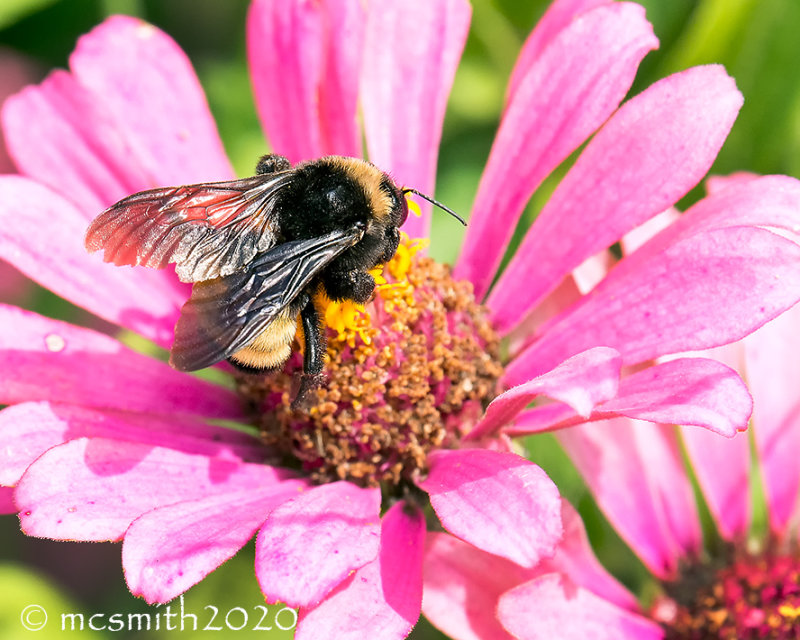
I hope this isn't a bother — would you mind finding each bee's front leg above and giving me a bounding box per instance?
[291,295,326,411]
[321,270,376,304]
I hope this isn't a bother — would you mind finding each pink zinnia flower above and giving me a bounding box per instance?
[2,1,800,638]
[423,175,800,640]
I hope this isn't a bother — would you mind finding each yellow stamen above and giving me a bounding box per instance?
[388,243,412,281]
[321,294,374,348]
[405,194,422,217]
[778,604,800,619]
[369,266,387,286]
[315,235,428,348]
[387,233,428,281]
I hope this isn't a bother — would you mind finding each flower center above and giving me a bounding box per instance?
[235,235,503,489]
[652,546,800,639]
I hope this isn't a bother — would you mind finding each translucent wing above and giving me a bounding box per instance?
[169,226,364,371]
[85,173,294,282]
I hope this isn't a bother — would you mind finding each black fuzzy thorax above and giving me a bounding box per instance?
[275,161,369,240]
[274,159,399,279]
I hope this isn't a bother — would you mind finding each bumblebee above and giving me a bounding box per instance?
[85,154,464,407]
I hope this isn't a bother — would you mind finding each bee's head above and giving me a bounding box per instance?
[377,176,467,230]
[379,175,410,228]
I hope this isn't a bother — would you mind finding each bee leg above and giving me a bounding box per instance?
[291,297,326,411]
[255,154,291,175]
[322,270,376,304]
[379,227,401,263]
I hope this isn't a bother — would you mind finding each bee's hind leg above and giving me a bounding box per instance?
[291,297,326,411]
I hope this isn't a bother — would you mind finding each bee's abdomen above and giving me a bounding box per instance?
[230,309,298,371]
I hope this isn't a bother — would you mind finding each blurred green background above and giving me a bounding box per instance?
[1,0,798,637]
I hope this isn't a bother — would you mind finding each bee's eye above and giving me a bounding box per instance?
[381,178,407,225]
[397,191,409,225]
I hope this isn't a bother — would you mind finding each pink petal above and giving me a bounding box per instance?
[423,498,635,640]
[123,485,304,604]
[416,449,562,567]
[682,426,750,541]
[599,358,752,437]
[621,208,681,255]
[2,71,143,214]
[505,276,584,356]
[705,171,759,195]
[296,502,425,640]
[314,0,365,158]
[625,175,800,266]
[0,177,186,347]
[0,487,16,514]
[467,347,621,441]
[456,3,658,297]
[507,226,800,382]
[488,65,743,332]
[505,404,578,437]
[539,501,638,611]
[510,174,800,358]
[506,0,613,104]
[0,49,38,173]
[676,343,750,540]
[572,250,614,295]
[16,438,294,541]
[248,0,322,162]
[744,303,800,533]
[255,482,381,607]
[558,419,700,578]
[422,532,529,640]
[247,0,364,162]
[0,401,263,487]
[508,358,752,438]
[360,0,470,238]
[498,574,663,640]
[0,305,241,419]
[69,16,233,186]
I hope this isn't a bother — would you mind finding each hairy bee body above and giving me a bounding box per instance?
[229,306,298,371]
[85,154,411,407]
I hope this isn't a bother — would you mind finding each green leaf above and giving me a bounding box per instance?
[656,0,760,74]
[0,0,57,30]
[0,563,90,640]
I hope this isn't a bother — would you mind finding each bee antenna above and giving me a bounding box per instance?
[402,188,467,226]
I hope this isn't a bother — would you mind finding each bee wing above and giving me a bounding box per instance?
[169,226,364,371]
[85,173,294,282]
